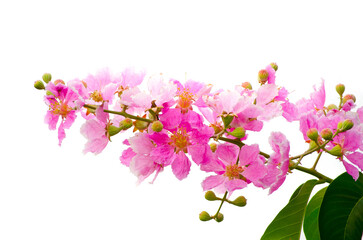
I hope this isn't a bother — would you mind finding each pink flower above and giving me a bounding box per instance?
[310,79,326,110]
[201,143,267,196]
[258,132,290,194]
[84,69,119,105]
[266,64,276,84]
[80,104,111,155]
[44,82,79,146]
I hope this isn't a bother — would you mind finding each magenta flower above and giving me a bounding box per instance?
[44,82,80,146]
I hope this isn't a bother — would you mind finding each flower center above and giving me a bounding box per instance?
[90,90,103,102]
[50,100,72,118]
[177,88,195,113]
[224,164,244,180]
[169,127,190,153]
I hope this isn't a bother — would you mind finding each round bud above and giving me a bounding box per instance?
[328,145,343,157]
[134,120,149,131]
[199,211,212,221]
[34,80,45,90]
[231,196,247,207]
[228,127,246,139]
[119,118,133,130]
[42,73,52,83]
[306,128,319,142]
[258,69,269,84]
[214,212,224,222]
[335,84,345,96]
[327,104,338,111]
[151,121,163,132]
[205,191,219,201]
[209,142,217,153]
[270,62,278,71]
[320,128,333,140]
[343,94,356,104]
[242,82,252,90]
[54,79,65,85]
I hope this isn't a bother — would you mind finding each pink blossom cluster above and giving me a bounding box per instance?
[36,63,363,200]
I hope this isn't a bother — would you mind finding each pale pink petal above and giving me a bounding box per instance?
[63,111,77,129]
[80,119,105,140]
[266,65,276,84]
[243,160,267,183]
[256,84,278,105]
[357,107,363,122]
[45,111,59,130]
[310,79,325,110]
[282,101,299,122]
[159,108,182,130]
[171,152,191,180]
[58,122,66,146]
[120,148,136,166]
[225,179,248,192]
[128,133,155,155]
[201,175,225,191]
[83,136,108,155]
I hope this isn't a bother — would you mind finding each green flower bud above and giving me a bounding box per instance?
[328,145,343,157]
[34,80,45,90]
[151,120,163,132]
[108,125,122,136]
[205,191,219,201]
[119,118,133,130]
[258,69,269,84]
[327,104,338,111]
[134,120,149,131]
[270,62,278,71]
[209,143,217,153]
[42,73,52,83]
[320,128,333,140]
[214,212,224,222]
[46,90,54,96]
[335,84,345,96]
[228,127,246,138]
[306,128,319,142]
[343,94,356,104]
[242,82,252,90]
[199,211,212,221]
[338,119,354,132]
[231,196,247,207]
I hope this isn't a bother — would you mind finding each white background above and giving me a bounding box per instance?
[1,1,362,239]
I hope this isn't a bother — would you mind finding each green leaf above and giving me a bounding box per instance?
[303,187,327,240]
[319,172,363,240]
[261,179,317,240]
[289,183,303,202]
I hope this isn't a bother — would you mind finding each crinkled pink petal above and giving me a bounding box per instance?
[171,152,191,180]
[258,102,282,121]
[342,99,355,112]
[310,79,325,110]
[201,175,225,191]
[282,101,299,122]
[102,83,118,103]
[80,119,105,140]
[225,178,248,193]
[345,152,363,171]
[200,156,225,173]
[95,103,109,123]
[159,108,182,130]
[58,122,66,146]
[121,67,145,87]
[129,155,155,178]
[182,110,204,130]
[242,159,267,183]
[45,111,59,130]
[63,111,77,129]
[120,147,136,166]
[83,136,108,155]
[239,144,260,165]
[342,130,362,152]
[256,84,278,105]
[216,143,240,165]
[342,160,360,181]
[269,174,287,194]
[128,133,155,155]
[150,144,174,165]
